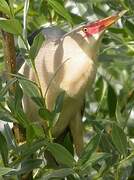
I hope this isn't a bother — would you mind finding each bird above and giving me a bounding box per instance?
[19,11,126,156]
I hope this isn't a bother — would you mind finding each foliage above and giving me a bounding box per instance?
[0,0,134,179]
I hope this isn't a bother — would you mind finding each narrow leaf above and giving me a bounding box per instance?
[30,32,45,60]
[0,132,8,166]
[48,0,73,24]
[0,111,14,123]
[93,5,107,17]
[0,18,22,35]
[43,168,74,180]
[0,0,11,17]
[8,0,14,17]
[81,152,110,172]
[18,159,42,175]
[111,123,127,157]
[17,75,43,107]
[95,76,107,103]
[0,78,17,96]
[107,84,117,118]
[39,108,55,121]
[19,139,47,158]
[78,133,101,165]
[4,123,18,152]
[54,91,65,113]
[125,20,134,38]
[14,83,23,110]
[0,167,13,176]
[118,160,132,180]
[47,143,75,167]
[6,159,42,176]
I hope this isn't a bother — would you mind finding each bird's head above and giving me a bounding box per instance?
[67,10,127,60]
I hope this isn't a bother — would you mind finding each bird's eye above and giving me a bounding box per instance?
[83,27,88,33]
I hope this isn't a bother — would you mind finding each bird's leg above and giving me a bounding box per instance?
[69,111,84,156]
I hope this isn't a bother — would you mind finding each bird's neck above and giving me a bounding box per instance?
[83,36,103,63]
[67,32,102,64]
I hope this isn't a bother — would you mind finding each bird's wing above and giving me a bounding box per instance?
[16,26,66,71]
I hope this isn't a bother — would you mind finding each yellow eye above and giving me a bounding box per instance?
[83,27,88,33]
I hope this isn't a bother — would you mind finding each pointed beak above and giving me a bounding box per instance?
[84,10,127,37]
[97,10,127,29]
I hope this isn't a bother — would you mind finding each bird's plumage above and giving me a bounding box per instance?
[19,12,125,155]
[19,25,101,155]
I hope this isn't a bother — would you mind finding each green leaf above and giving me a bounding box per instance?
[54,91,65,113]
[17,159,42,175]
[0,78,17,96]
[43,168,74,180]
[106,1,122,10]
[19,139,47,158]
[18,78,39,98]
[4,159,42,176]
[47,143,75,167]
[125,20,134,38]
[16,74,44,107]
[99,132,116,153]
[17,36,32,67]
[19,79,43,106]
[15,108,29,125]
[116,101,125,127]
[31,123,45,138]
[0,0,11,17]
[4,123,18,152]
[0,167,14,176]
[0,111,14,123]
[39,108,55,121]
[87,152,111,164]
[7,96,16,114]
[48,0,73,24]
[95,76,107,103]
[0,132,8,166]
[25,119,45,142]
[40,0,49,16]
[18,35,27,51]
[93,5,107,17]
[14,4,23,16]
[0,18,22,35]
[63,133,74,156]
[81,152,110,172]
[70,13,84,25]
[8,0,14,17]
[109,27,127,36]
[78,133,101,165]
[117,160,132,180]
[26,124,36,143]
[14,83,23,110]
[125,0,134,11]
[111,123,127,157]
[107,84,117,118]
[30,32,45,60]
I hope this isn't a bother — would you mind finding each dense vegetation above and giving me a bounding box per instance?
[0,0,134,179]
